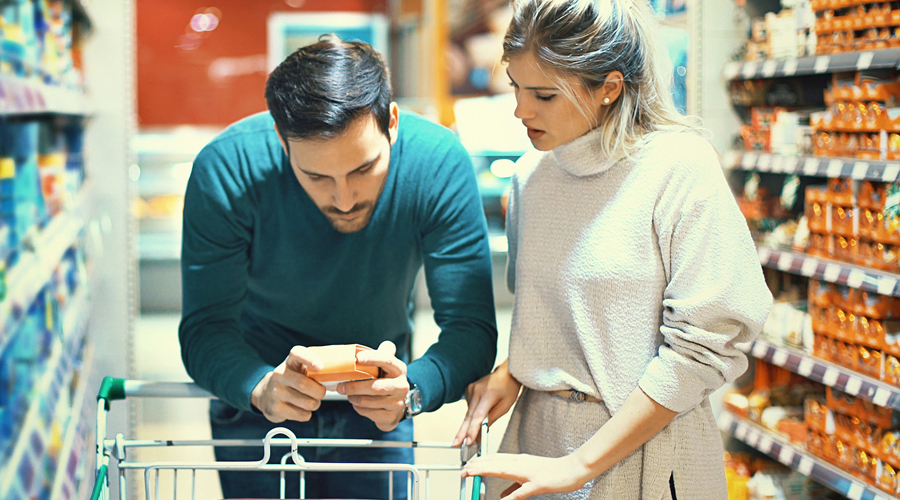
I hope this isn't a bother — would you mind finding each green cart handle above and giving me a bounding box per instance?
[97,376,126,410]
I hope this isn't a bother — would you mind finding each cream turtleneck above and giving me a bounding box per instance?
[498,128,772,500]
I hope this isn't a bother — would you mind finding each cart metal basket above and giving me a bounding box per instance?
[90,377,487,500]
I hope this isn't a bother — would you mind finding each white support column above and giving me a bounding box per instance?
[81,0,137,498]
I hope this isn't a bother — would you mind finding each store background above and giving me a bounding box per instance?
[9,0,890,499]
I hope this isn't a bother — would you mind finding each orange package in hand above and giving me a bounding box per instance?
[305,344,381,390]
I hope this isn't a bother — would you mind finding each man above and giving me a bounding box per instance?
[179,37,498,499]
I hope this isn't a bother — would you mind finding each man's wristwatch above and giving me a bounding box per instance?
[404,383,424,419]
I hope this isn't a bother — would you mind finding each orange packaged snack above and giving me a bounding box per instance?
[833,236,857,263]
[828,177,855,206]
[857,345,883,378]
[856,290,900,319]
[805,397,829,434]
[304,344,381,390]
[831,206,855,238]
[828,386,859,417]
[806,200,828,233]
[835,308,855,342]
[859,181,887,210]
[885,354,900,386]
[859,398,900,428]
[809,280,834,308]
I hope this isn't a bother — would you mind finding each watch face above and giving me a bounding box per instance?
[410,389,423,413]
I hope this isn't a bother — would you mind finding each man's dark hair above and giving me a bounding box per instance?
[265,35,393,142]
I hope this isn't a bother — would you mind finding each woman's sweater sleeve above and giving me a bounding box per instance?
[639,138,773,413]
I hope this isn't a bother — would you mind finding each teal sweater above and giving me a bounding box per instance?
[179,111,498,413]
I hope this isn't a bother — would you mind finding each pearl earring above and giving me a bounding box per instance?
[603,97,610,104]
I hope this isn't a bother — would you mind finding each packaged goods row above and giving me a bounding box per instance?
[0,116,84,264]
[0,0,88,88]
[723,360,900,496]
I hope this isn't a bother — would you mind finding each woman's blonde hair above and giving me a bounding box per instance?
[503,0,694,158]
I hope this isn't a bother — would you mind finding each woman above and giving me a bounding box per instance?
[453,1,772,499]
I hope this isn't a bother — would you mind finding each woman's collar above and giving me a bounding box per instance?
[549,126,619,177]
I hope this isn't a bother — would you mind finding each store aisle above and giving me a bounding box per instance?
[132,308,512,499]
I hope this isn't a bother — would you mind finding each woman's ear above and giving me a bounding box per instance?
[595,71,624,105]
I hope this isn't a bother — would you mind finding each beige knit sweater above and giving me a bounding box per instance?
[500,128,773,499]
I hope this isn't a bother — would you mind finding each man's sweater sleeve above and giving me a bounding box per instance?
[406,140,499,413]
[639,137,773,413]
[179,144,272,412]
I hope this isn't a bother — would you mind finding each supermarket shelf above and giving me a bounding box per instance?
[722,48,900,81]
[719,411,898,500]
[757,246,900,297]
[49,343,93,500]
[0,186,91,354]
[0,74,89,116]
[741,338,900,410]
[0,210,84,353]
[724,150,900,182]
[0,289,91,498]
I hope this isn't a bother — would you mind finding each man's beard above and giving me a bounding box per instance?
[322,202,375,233]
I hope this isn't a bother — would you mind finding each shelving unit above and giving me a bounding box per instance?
[0,287,91,499]
[755,246,900,297]
[740,338,900,409]
[720,410,897,500]
[0,75,90,116]
[723,48,900,81]
[725,150,900,182]
[0,1,111,498]
[711,0,900,496]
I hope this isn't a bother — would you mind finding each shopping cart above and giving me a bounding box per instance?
[90,377,487,500]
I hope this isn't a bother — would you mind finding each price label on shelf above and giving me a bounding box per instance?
[772,349,789,366]
[770,156,784,173]
[874,388,891,407]
[778,447,794,465]
[752,342,768,359]
[798,358,815,377]
[782,156,798,173]
[823,264,841,282]
[735,424,748,440]
[747,431,760,447]
[847,483,864,500]
[742,62,759,79]
[857,52,875,70]
[783,59,799,76]
[814,56,831,73]
[800,258,818,277]
[757,154,772,171]
[884,164,900,182]
[762,59,778,77]
[826,159,844,177]
[758,247,772,264]
[758,436,773,454]
[877,277,897,296]
[798,457,814,476]
[777,253,793,271]
[742,152,759,169]
[844,377,862,396]
[723,62,741,80]
[823,368,839,386]
[852,162,869,180]
[848,269,865,288]
[803,158,820,176]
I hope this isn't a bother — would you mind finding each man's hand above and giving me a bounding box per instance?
[251,346,328,423]
[338,341,409,432]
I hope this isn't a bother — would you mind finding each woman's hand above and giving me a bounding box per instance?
[452,359,522,447]
[461,453,592,500]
